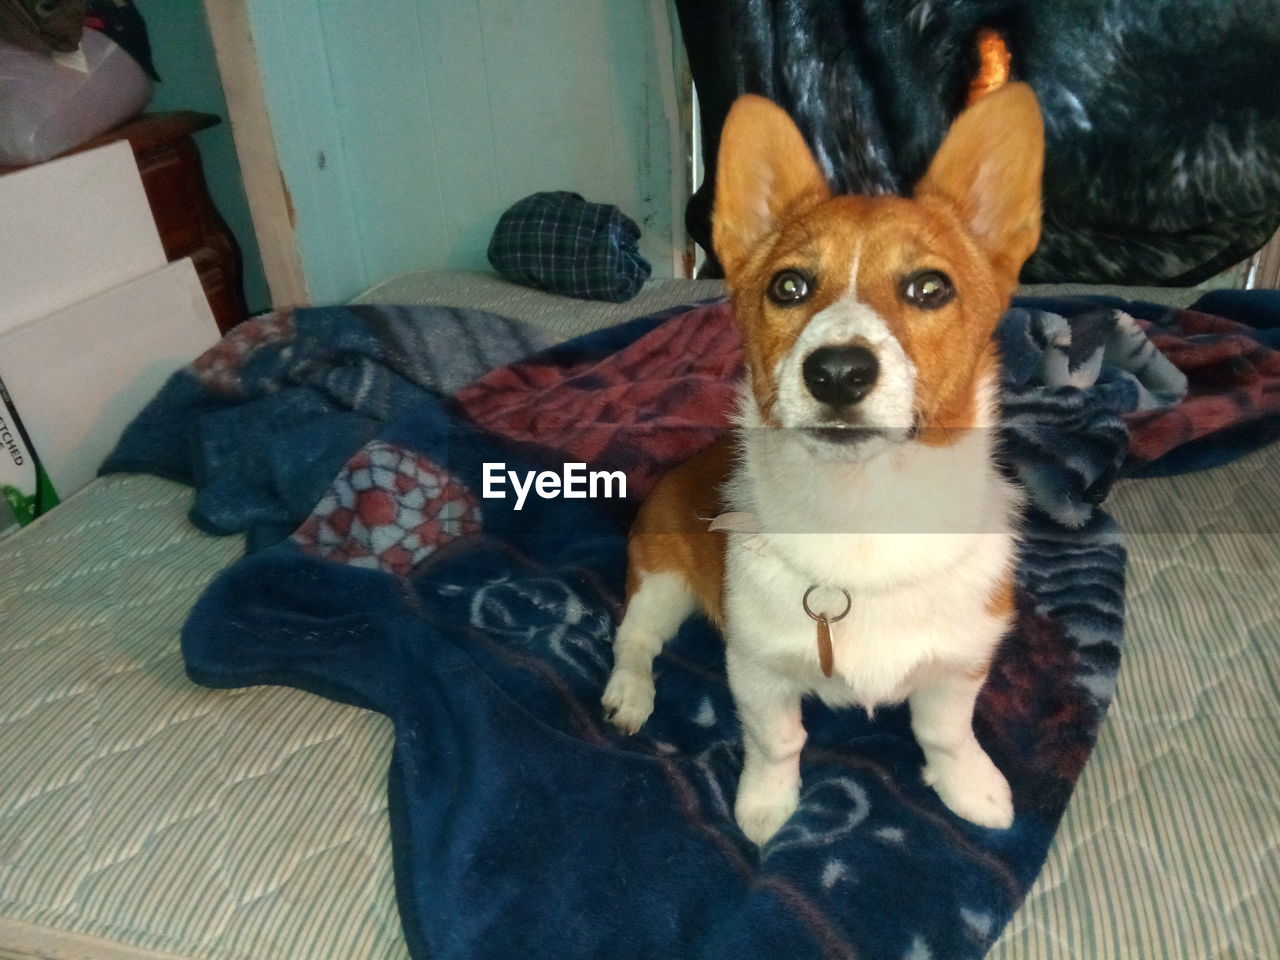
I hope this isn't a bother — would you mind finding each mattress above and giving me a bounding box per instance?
[2,275,1276,959]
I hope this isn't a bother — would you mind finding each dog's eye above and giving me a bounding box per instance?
[767,269,812,305]
[901,270,955,309]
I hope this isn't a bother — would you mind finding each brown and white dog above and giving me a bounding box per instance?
[601,83,1044,845]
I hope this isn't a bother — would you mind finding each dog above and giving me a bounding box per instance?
[601,82,1044,845]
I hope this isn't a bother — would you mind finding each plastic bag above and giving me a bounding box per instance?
[0,26,152,166]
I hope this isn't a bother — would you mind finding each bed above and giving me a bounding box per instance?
[1,272,1276,960]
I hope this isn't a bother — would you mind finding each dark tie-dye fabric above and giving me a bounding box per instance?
[676,0,1280,285]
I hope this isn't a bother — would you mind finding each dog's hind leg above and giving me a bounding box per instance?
[602,568,697,733]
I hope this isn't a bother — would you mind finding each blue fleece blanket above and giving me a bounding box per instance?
[159,294,1198,960]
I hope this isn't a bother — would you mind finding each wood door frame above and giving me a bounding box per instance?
[650,0,694,277]
[1251,230,1280,289]
[202,0,308,307]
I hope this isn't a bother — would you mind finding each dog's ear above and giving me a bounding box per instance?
[713,95,830,279]
[916,82,1044,285]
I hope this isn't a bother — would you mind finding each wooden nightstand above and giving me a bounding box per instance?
[0,111,250,334]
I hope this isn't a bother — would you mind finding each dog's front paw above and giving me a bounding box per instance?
[735,784,799,846]
[923,744,1014,829]
[924,746,1014,829]
[601,667,655,734]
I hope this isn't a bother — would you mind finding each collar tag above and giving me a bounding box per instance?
[802,585,852,678]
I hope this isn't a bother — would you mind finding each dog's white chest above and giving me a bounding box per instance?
[724,528,1013,708]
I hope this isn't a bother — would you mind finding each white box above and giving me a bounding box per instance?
[0,141,166,336]
[0,259,220,498]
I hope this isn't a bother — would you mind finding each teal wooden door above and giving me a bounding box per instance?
[246,0,688,304]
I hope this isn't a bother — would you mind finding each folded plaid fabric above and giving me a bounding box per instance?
[487,191,652,302]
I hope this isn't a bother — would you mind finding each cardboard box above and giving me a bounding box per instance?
[0,141,167,336]
[0,259,220,505]
[0,140,221,535]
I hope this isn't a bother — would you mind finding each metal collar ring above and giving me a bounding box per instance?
[802,585,851,622]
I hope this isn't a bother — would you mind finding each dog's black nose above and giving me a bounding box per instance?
[802,345,879,406]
